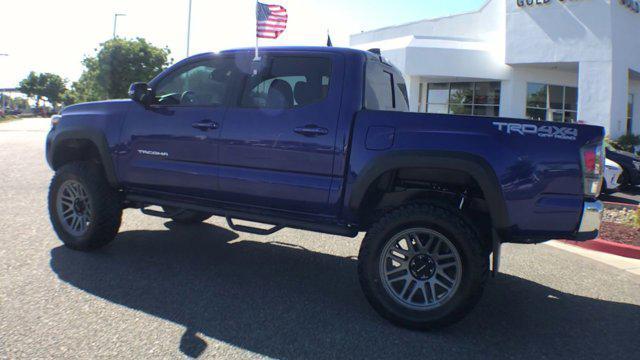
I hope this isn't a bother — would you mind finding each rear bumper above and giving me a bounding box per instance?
[502,200,604,244]
[576,200,604,239]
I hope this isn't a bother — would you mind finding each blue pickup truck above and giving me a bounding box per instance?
[46,47,605,329]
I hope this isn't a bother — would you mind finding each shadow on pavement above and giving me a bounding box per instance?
[50,222,640,359]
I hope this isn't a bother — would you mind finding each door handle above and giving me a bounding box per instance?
[192,120,219,131]
[294,125,329,137]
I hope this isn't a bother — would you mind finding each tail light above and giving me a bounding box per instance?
[580,141,604,197]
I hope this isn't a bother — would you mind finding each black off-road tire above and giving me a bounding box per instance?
[162,206,212,224]
[358,203,488,330]
[48,161,122,251]
[601,179,611,195]
[618,169,631,190]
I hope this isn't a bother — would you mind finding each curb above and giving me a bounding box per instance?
[560,239,640,260]
[546,241,640,276]
[603,201,639,210]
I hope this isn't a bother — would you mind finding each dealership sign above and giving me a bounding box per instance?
[516,0,640,13]
[516,0,580,7]
[516,0,552,6]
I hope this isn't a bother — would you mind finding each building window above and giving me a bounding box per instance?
[426,82,501,117]
[526,83,578,123]
[628,94,634,134]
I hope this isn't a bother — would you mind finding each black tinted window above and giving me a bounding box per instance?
[154,57,237,106]
[365,63,393,110]
[365,62,408,111]
[395,81,409,112]
[240,56,331,109]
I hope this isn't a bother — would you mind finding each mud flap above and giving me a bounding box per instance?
[491,229,502,277]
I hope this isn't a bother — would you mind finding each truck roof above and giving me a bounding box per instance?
[219,46,370,57]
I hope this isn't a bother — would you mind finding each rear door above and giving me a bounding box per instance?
[217,52,344,215]
[119,55,240,198]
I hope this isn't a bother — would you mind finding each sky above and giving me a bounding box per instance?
[0,0,487,88]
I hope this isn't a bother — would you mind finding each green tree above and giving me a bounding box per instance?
[0,95,29,111]
[18,72,68,110]
[41,73,66,107]
[70,38,171,103]
[12,97,29,110]
[611,134,640,153]
[18,71,41,106]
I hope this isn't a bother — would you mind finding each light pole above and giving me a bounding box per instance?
[186,0,193,57]
[113,13,126,39]
[0,54,8,111]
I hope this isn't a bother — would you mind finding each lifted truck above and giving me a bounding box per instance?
[46,47,605,329]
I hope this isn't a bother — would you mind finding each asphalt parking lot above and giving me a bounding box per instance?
[1,118,639,359]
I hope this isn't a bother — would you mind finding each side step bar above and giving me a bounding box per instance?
[141,206,188,219]
[226,217,283,235]
[127,194,358,238]
[141,207,173,218]
[141,205,285,235]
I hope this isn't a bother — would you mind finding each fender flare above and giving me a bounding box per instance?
[348,150,511,229]
[48,128,118,187]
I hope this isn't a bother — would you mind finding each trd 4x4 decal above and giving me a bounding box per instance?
[492,122,578,141]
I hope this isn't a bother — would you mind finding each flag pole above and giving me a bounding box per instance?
[254,36,260,61]
[254,1,260,61]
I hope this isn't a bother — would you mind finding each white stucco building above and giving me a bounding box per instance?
[350,0,640,138]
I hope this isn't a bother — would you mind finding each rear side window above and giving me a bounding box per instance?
[395,82,409,112]
[365,62,409,112]
[240,56,331,109]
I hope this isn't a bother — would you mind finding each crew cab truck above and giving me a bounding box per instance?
[46,47,605,330]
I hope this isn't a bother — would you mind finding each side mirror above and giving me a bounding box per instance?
[128,82,152,106]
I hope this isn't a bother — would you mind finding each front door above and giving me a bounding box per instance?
[119,56,239,199]
[217,53,344,215]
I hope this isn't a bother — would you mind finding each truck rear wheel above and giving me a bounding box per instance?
[358,203,487,330]
[48,162,122,251]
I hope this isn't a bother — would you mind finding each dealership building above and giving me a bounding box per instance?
[350,0,640,138]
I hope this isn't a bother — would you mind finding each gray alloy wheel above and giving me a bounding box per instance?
[55,180,93,237]
[378,228,462,311]
[48,161,122,251]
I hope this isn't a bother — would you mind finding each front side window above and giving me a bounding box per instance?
[239,56,331,109]
[426,82,500,117]
[154,57,236,106]
[526,83,578,123]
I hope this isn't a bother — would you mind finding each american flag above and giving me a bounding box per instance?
[256,2,288,39]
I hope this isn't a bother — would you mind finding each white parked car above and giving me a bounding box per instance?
[602,158,623,194]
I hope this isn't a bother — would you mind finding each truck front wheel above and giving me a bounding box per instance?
[358,204,487,330]
[48,162,122,251]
